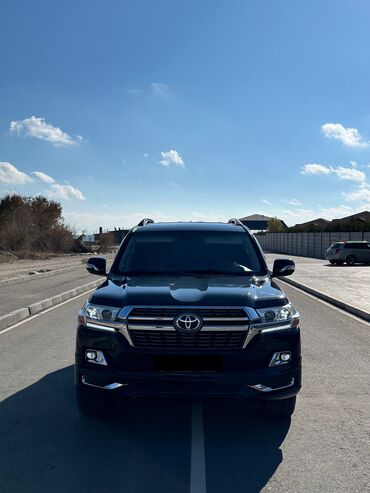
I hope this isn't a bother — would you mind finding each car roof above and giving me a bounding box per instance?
[335,240,369,244]
[132,221,246,233]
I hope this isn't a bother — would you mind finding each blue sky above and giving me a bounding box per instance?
[1,0,370,232]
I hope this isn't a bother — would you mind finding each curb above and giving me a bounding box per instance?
[0,279,102,331]
[279,276,370,323]
[0,264,83,287]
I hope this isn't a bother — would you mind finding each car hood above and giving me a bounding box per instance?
[89,275,288,309]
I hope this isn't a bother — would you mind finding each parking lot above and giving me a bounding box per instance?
[1,282,369,493]
[266,253,370,319]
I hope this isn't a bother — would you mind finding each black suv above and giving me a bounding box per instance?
[75,219,301,418]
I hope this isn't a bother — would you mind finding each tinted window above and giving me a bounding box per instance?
[344,243,361,249]
[115,230,265,275]
[330,243,343,249]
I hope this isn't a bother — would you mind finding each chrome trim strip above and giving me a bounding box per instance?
[85,322,117,333]
[248,378,295,393]
[118,327,134,346]
[251,320,292,330]
[259,324,292,333]
[127,324,249,332]
[203,317,249,322]
[128,316,174,321]
[128,326,176,331]
[120,305,259,349]
[119,305,257,320]
[81,376,129,390]
[128,316,249,322]
[242,326,259,348]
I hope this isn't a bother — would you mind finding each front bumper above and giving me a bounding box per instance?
[75,324,301,402]
[75,361,301,402]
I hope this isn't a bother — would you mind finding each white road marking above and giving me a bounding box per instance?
[278,279,370,327]
[190,403,207,493]
[0,289,95,335]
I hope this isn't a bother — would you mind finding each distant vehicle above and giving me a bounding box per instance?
[75,219,301,419]
[326,241,370,265]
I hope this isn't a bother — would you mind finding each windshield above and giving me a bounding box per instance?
[114,230,265,275]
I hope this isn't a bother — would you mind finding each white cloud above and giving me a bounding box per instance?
[32,171,55,184]
[301,163,331,175]
[150,82,170,96]
[159,150,184,167]
[333,166,365,182]
[0,162,33,184]
[284,198,302,206]
[10,116,81,147]
[128,88,142,95]
[47,184,85,201]
[262,198,272,206]
[143,153,148,158]
[301,163,365,182]
[280,205,358,226]
[64,210,228,232]
[321,122,369,148]
[343,183,370,204]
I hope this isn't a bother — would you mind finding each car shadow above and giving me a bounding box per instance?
[203,399,290,493]
[0,366,290,493]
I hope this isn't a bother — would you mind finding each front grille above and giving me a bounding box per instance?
[130,330,246,349]
[126,306,249,349]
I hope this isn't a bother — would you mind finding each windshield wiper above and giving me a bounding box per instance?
[177,269,251,275]
[233,262,253,272]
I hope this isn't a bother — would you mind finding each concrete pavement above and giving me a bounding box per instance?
[266,253,370,320]
[0,284,369,492]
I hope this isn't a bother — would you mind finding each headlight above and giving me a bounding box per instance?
[78,302,122,331]
[256,303,299,328]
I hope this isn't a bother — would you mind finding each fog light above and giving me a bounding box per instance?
[280,352,291,362]
[269,351,292,367]
[86,350,97,360]
[85,349,107,365]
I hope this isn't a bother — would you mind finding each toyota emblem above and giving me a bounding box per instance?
[174,314,203,333]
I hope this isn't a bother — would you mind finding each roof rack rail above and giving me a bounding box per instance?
[228,218,244,226]
[137,218,154,226]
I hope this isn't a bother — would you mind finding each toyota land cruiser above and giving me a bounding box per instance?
[75,219,301,418]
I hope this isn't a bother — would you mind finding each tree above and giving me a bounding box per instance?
[0,193,75,254]
[268,217,285,232]
[96,231,114,253]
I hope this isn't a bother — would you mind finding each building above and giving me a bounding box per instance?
[292,218,330,231]
[239,214,287,231]
[331,211,370,225]
[95,227,129,245]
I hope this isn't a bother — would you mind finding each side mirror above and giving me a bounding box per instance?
[86,256,107,276]
[272,259,295,277]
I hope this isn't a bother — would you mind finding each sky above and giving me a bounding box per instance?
[1,0,370,233]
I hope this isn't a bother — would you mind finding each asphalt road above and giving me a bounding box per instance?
[0,283,369,493]
[0,255,114,316]
[0,267,93,315]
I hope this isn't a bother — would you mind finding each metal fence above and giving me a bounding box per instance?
[256,231,370,259]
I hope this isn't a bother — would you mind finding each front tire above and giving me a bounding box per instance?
[346,255,356,266]
[76,386,113,418]
[329,260,336,265]
[262,396,296,419]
